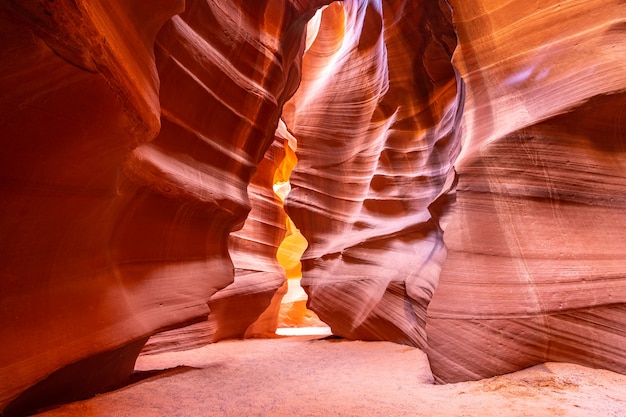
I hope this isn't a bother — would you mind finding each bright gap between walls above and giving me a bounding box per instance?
[272,127,331,337]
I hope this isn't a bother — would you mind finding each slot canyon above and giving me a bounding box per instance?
[1,0,625,415]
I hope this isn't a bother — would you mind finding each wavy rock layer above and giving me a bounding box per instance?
[283,0,463,347]
[211,136,290,341]
[0,0,328,414]
[2,0,626,412]
[0,1,178,412]
[139,136,290,354]
[425,0,626,382]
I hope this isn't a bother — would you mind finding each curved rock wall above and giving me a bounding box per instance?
[425,0,626,382]
[211,135,289,341]
[283,0,464,347]
[139,134,291,354]
[0,0,329,413]
[1,0,626,412]
[0,1,179,412]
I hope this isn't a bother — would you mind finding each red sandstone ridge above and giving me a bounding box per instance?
[1,0,625,415]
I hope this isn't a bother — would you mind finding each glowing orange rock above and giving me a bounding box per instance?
[2,0,626,413]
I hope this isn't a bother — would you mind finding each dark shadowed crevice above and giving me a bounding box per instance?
[3,338,148,417]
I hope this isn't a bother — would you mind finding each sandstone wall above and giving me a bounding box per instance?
[1,0,625,413]
[425,0,626,382]
[0,0,329,413]
[283,0,464,348]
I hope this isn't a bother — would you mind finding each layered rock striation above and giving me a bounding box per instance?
[0,0,329,414]
[139,134,292,355]
[1,0,626,413]
[0,1,181,412]
[425,0,626,382]
[283,0,464,348]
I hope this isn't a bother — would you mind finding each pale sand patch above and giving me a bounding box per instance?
[275,327,332,336]
[34,336,626,417]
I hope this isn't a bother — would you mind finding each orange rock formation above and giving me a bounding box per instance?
[1,0,625,414]
[0,0,329,413]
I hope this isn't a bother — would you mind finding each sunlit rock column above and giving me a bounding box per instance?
[210,135,290,341]
[426,0,626,382]
[283,0,464,347]
[139,134,292,354]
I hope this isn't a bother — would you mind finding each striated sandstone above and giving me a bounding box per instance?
[141,135,290,354]
[425,0,626,382]
[283,0,464,347]
[1,0,626,413]
[0,1,181,412]
[0,0,330,414]
[210,135,290,341]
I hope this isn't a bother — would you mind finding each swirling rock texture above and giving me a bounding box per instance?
[1,0,626,414]
[0,0,329,414]
[209,134,290,341]
[283,0,463,348]
[0,0,182,413]
[425,0,626,382]
[140,132,292,355]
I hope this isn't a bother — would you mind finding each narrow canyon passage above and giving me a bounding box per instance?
[1,0,626,415]
[269,125,330,335]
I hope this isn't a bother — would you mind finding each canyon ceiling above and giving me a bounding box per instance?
[1,0,625,414]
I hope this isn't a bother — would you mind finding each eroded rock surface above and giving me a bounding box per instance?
[0,1,180,412]
[0,0,329,413]
[283,0,463,348]
[425,0,626,382]
[1,0,626,413]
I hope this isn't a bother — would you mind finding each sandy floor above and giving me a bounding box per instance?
[34,336,626,417]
